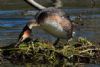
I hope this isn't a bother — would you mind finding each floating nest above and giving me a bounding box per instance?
[0,37,100,65]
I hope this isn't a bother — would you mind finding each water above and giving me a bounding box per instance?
[0,8,100,46]
[0,8,100,66]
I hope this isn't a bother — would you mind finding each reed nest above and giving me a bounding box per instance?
[0,37,100,65]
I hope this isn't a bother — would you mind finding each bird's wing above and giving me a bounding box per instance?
[61,18,73,39]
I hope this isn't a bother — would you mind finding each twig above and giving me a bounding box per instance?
[79,48,100,53]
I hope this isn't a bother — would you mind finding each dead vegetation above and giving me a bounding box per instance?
[0,37,100,65]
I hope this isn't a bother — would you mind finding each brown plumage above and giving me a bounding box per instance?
[15,20,37,47]
[36,8,73,45]
[15,25,31,47]
[15,8,73,47]
[24,0,73,46]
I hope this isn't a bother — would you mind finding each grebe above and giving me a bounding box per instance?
[15,0,73,47]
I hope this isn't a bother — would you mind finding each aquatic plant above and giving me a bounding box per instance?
[0,37,100,64]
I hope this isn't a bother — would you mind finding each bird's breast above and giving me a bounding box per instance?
[40,20,67,39]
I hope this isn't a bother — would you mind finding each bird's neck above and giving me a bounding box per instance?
[28,24,33,29]
[23,25,32,31]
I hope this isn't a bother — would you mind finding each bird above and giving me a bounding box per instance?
[15,20,38,47]
[15,0,74,47]
[36,8,73,45]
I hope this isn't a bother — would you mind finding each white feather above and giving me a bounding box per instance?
[40,20,67,39]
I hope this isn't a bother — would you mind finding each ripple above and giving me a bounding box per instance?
[0,9,100,46]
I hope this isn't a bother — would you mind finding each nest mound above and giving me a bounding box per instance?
[0,37,100,65]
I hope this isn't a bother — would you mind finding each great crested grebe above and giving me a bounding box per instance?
[15,0,73,47]
[15,20,38,47]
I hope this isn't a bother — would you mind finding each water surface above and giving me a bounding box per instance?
[0,8,100,46]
